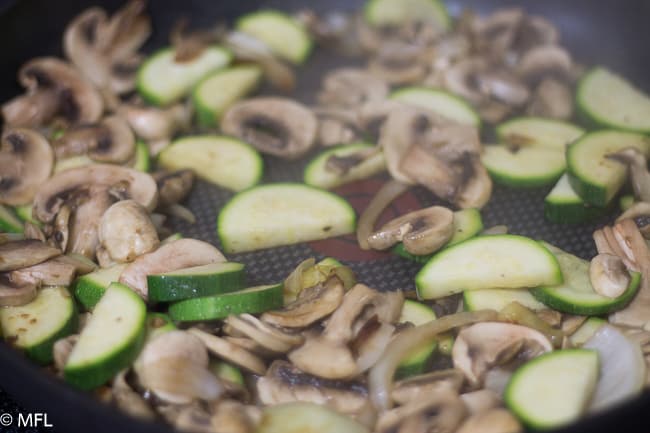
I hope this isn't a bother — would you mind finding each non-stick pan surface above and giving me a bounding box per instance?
[0,0,649,432]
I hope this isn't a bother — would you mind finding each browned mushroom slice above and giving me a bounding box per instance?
[53,334,78,372]
[9,256,77,286]
[112,371,156,421]
[457,408,522,433]
[154,170,194,207]
[368,42,429,85]
[460,389,502,415]
[455,155,493,209]
[589,253,631,298]
[376,388,467,433]
[221,97,317,159]
[257,360,370,417]
[391,369,465,405]
[1,57,103,128]
[399,144,458,202]
[367,206,454,255]
[607,147,650,203]
[119,238,225,299]
[135,330,223,404]
[189,328,266,375]
[517,44,572,85]
[118,102,191,144]
[527,77,573,120]
[452,322,552,387]
[470,8,525,60]
[318,68,389,109]
[223,314,304,354]
[0,273,38,307]
[0,239,61,272]
[261,276,345,328]
[63,0,151,95]
[53,115,136,163]
[618,202,650,238]
[98,200,159,264]
[0,129,54,206]
[67,187,114,258]
[314,108,361,147]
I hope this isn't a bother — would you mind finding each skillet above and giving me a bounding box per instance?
[0,0,649,432]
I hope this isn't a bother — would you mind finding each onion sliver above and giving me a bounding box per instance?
[584,324,646,413]
[368,309,498,411]
[357,180,409,250]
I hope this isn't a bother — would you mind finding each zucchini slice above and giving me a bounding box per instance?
[0,287,77,364]
[569,317,606,347]
[210,361,244,385]
[147,262,246,303]
[303,143,386,189]
[53,156,93,174]
[396,300,437,378]
[132,141,150,172]
[236,10,312,64]
[566,130,650,206]
[14,204,36,225]
[463,289,546,312]
[496,117,585,150]
[193,65,262,127]
[137,46,232,106]
[0,204,23,233]
[145,312,176,342]
[416,235,562,300]
[391,87,481,127]
[218,183,356,254]
[168,283,283,322]
[505,349,599,430]
[159,135,263,192]
[73,264,127,311]
[531,243,641,315]
[482,145,565,188]
[544,174,606,224]
[577,67,650,133]
[64,282,146,390]
[258,402,369,433]
[393,208,483,263]
[620,194,635,212]
[364,0,450,30]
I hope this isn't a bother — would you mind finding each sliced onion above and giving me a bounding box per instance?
[357,180,409,250]
[283,258,316,303]
[368,309,498,411]
[584,324,646,413]
[356,322,395,373]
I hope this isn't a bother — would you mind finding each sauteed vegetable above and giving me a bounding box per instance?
[2,0,650,432]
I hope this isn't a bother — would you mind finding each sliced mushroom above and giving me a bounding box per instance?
[221,97,317,159]
[589,253,631,298]
[318,68,389,109]
[316,113,361,147]
[188,328,266,375]
[63,1,151,96]
[460,389,502,415]
[119,238,225,299]
[23,222,46,243]
[367,206,454,255]
[455,155,493,209]
[52,115,136,163]
[457,408,522,433]
[9,256,77,286]
[368,41,430,85]
[261,276,345,328]
[154,170,194,207]
[0,239,61,272]
[53,334,79,372]
[257,360,370,417]
[399,144,458,202]
[526,77,573,120]
[471,9,525,60]
[223,314,304,354]
[618,202,650,238]
[288,335,359,380]
[376,388,466,433]
[112,370,155,421]
[607,147,650,203]
[517,44,572,85]
[118,102,191,146]
[358,99,403,143]
[0,273,38,307]
[2,57,103,128]
[452,322,552,386]
[0,129,54,206]
[135,330,223,404]
[391,369,465,405]
[49,205,71,251]
[67,186,114,258]
[98,199,159,264]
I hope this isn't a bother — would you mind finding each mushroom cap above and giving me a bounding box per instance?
[0,273,38,307]
[455,156,493,209]
[118,103,191,142]
[517,44,572,85]
[32,164,158,224]
[368,206,455,255]
[16,57,103,126]
[63,7,111,88]
[154,169,194,206]
[318,68,389,108]
[368,42,429,86]
[189,327,266,375]
[589,253,631,298]
[224,314,304,354]
[452,322,552,386]
[0,128,54,206]
[526,77,573,120]
[0,239,62,272]
[53,115,136,163]
[221,97,317,159]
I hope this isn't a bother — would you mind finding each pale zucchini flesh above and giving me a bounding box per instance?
[64,283,146,390]
[304,143,386,189]
[218,183,356,254]
[578,67,650,133]
[544,174,606,224]
[159,135,263,192]
[137,46,232,106]
[566,130,650,206]
[0,287,77,364]
[482,145,565,188]
[496,117,585,150]
[0,204,23,233]
[73,264,128,311]
[505,349,599,430]
[258,402,369,433]
[391,87,480,127]
[397,300,437,378]
[416,235,563,300]
[463,289,547,312]
[364,0,450,30]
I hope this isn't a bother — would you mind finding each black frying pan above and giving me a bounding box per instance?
[0,0,649,432]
